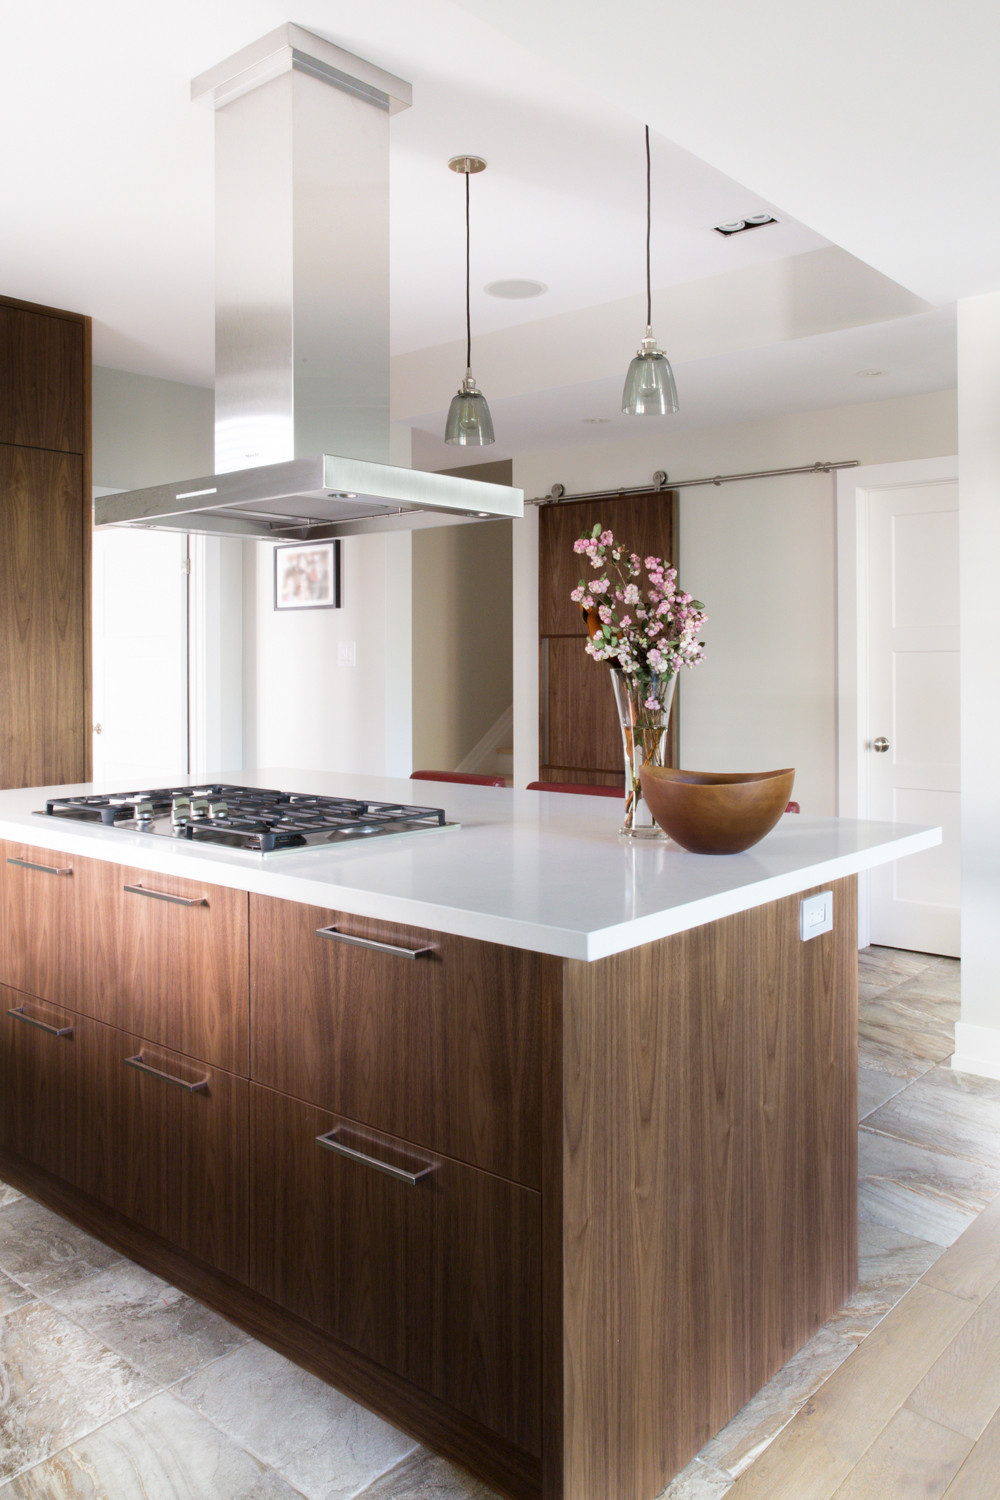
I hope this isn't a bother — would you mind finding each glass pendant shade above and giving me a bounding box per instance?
[445,372,495,446]
[622,329,679,416]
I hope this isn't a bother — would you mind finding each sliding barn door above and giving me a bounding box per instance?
[538,492,679,786]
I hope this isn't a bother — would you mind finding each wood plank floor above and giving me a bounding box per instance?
[668,945,1000,1500]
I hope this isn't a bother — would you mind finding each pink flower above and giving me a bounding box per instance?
[570,586,584,602]
[600,530,614,546]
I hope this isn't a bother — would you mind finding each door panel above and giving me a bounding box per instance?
[868,481,960,954]
[0,304,85,454]
[0,445,86,789]
[539,491,678,784]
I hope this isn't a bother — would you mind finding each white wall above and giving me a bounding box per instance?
[244,426,414,779]
[92,367,213,489]
[953,295,1000,1080]
[512,389,957,810]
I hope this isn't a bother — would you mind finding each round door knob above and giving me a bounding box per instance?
[93,723,102,735]
[873,736,890,753]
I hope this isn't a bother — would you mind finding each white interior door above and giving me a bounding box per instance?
[866,479,960,955]
[92,519,190,785]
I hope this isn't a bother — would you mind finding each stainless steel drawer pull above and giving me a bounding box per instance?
[316,1128,434,1185]
[7,1005,74,1038]
[6,857,72,876]
[315,924,432,959]
[123,883,208,907]
[124,1054,209,1092]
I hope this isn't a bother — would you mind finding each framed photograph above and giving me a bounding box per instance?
[274,540,341,611]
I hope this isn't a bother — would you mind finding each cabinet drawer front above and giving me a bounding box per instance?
[0,984,78,1182]
[250,896,543,1187]
[251,1085,541,1456]
[0,841,97,1012]
[93,863,249,1074]
[110,1030,249,1282]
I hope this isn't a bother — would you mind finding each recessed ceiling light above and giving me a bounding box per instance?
[855,368,889,378]
[484,279,548,299]
[714,215,777,236]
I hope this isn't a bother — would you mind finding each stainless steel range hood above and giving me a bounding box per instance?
[94,24,522,540]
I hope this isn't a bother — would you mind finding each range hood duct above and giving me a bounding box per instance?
[94,25,522,540]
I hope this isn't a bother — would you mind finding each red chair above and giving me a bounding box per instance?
[526,780,622,798]
[786,801,800,813]
[410,770,507,787]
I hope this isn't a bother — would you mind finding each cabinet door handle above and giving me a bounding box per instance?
[123,883,208,908]
[316,1127,434,1185]
[7,1005,74,1038]
[124,1053,209,1092]
[6,857,72,877]
[315,924,432,959]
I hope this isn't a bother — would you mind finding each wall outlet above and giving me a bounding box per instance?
[800,890,834,941]
[337,641,357,668]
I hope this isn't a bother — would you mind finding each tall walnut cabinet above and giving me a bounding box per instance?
[0,295,92,790]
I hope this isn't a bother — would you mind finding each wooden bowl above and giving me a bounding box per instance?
[638,766,796,854]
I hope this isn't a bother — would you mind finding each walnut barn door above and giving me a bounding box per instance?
[538,491,679,786]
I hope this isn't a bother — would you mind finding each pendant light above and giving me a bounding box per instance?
[445,155,495,447]
[622,126,678,417]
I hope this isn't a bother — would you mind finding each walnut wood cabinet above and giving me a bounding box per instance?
[249,896,542,1186]
[0,837,860,1500]
[0,985,248,1279]
[251,1084,541,1453]
[0,296,92,792]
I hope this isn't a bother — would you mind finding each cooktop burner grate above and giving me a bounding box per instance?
[36,784,455,854]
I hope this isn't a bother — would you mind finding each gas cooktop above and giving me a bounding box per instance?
[35,784,456,855]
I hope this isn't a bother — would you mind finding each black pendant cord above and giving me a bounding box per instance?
[645,123,652,329]
[465,170,472,371]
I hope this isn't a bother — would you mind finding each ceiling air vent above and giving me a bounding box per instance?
[714,214,777,236]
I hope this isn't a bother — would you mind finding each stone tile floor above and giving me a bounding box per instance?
[1,945,995,1499]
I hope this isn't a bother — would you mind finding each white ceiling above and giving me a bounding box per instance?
[0,0,971,446]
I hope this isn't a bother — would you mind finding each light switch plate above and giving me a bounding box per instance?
[337,641,357,667]
[800,890,833,941]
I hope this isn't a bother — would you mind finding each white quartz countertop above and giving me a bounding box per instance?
[0,770,941,961]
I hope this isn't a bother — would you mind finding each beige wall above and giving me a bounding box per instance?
[412,461,514,772]
[513,389,958,811]
[92,366,214,489]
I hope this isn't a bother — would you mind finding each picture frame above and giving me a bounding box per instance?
[274,540,341,611]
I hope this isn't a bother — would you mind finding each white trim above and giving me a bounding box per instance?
[836,456,958,950]
[455,704,514,775]
[953,1021,1000,1083]
[512,508,540,790]
[384,533,413,777]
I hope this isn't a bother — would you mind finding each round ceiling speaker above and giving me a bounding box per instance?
[484,279,548,299]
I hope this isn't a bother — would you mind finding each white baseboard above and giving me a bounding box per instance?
[455,704,514,775]
[952,1021,1000,1082]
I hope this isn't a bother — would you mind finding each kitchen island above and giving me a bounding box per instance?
[0,772,939,1500]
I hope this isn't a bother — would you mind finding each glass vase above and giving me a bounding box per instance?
[611,669,677,838]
